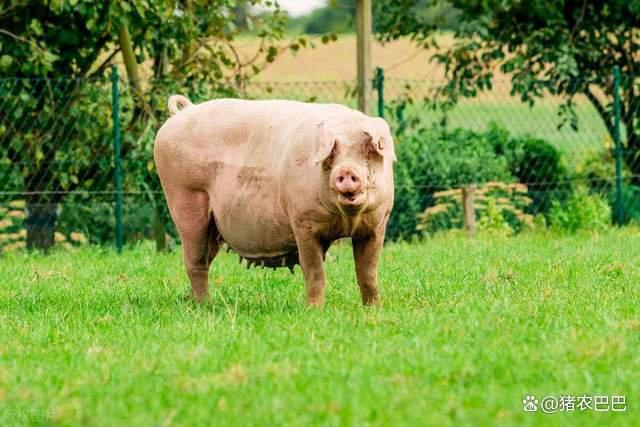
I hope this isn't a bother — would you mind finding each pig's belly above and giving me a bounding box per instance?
[211,193,297,260]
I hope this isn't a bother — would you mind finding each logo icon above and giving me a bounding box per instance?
[523,395,538,412]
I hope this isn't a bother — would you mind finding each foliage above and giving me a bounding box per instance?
[608,185,640,226]
[576,148,640,225]
[416,182,534,236]
[374,0,459,33]
[549,187,611,233]
[0,200,27,252]
[487,123,571,212]
[287,0,355,34]
[2,231,640,425]
[388,123,515,240]
[0,200,87,253]
[375,0,640,186]
[387,161,420,241]
[476,197,516,237]
[388,117,577,240]
[0,1,292,81]
[577,148,618,193]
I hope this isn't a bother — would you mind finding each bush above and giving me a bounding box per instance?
[578,149,640,225]
[387,120,571,241]
[608,184,640,225]
[387,161,421,241]
[476,197,517,237]
[577,148,615,193]
[286,2,354,34]
[388,125,514,240]
[487,123,571,213]
[0,199,88,252]
[416,182,534,236]
[548,187,611,233]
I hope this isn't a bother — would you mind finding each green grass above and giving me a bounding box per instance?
[1,229,639,426]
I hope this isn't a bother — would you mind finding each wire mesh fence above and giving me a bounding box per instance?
[1,67,638,252]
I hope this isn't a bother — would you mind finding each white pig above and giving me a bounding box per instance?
[154,96,395,306]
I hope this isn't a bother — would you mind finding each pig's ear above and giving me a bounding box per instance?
[363,118,396,162]
[312,121,337,165]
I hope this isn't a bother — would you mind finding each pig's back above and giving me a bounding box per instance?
[168,98,349,162]
[156,99,342,184]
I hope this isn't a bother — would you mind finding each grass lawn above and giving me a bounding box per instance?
[1,229,639,426]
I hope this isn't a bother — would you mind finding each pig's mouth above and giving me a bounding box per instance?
[337,191,366,207]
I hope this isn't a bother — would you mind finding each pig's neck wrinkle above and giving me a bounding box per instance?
[322,214,362,240]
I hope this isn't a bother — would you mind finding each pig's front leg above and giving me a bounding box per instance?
[352,232,384,306]
[293,226,327,306]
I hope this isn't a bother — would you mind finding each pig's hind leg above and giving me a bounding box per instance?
[167,190,220,302]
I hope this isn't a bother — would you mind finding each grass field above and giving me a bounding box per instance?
[1,229,639,426]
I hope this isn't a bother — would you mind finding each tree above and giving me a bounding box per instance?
[285,0,356,34]
[375,0,640,185]
[0,0,297,250]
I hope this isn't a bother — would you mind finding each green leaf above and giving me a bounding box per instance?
[29,20,44,36]
[0,55,13,68]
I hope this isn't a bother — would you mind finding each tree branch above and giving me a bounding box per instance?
[0,29,48,55]
[87,48,121,79]
[117,24,143,95]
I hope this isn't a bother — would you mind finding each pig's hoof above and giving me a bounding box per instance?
[362,296,381,306]
[307,299,325,308]
[182,288,211,303]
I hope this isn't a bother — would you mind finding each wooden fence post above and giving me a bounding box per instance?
[462,185,476,237]
[356,0,372,115]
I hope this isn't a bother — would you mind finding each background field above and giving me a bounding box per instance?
[1,229,639,426]
[243,34,442,81]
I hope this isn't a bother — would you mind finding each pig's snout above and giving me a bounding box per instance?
[334,167,362,195]
[331,167,367,208]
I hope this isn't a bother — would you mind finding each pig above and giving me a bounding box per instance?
[154,95,395,306]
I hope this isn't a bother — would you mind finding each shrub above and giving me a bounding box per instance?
[608,184,640,225]
[548,187,611,233]
[416,181,534,236]
[0,200,27,252]
[0,200,88,252]
[387,125,515,240]
[477,197,516,237]
[386,161,421,241]
[578,149,640,225]
[487,123,570,214]
[577,148,616,193]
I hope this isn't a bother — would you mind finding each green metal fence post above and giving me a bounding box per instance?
[396,103,406,134]
[613,65,624,225]
[111,65,124,252]
[374,66,384,118]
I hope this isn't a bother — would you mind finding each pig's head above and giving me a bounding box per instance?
[313,117,396,215]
